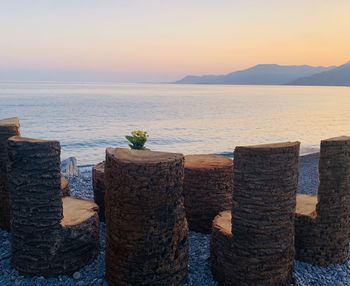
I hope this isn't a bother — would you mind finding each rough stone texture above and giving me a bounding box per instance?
[0,117,20,230]
[210,210,232,284]
[295,136,350,266]
[61,175,71,197]
[92,161,106,222]
[105,148,189,286]
[7,136,99,276]
[183,154,233,233]
[211,141,300,286]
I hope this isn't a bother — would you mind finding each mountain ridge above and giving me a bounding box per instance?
[175,63,347,86]
[288,62,350,86]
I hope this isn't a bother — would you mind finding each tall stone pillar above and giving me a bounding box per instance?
[105,148,188,286]
[211,142,300,285]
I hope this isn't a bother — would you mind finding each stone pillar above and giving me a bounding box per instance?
[105,148,188,286]
[0,117,20,230]
[92,161,106,222]
[8,136,63,275]
[183,154,233,233]
[295,136,350,265]
[211,142,300,286]
[7,136,99,276]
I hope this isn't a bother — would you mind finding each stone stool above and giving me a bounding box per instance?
[183,154,233,233]
[295,136,350,266]
[7,136,99,276]
[92,161,106,222]
[211,142,300,285]
[105,148,188,286]
[0,117,20,230]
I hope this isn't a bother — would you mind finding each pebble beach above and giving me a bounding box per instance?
[1,152,350,286]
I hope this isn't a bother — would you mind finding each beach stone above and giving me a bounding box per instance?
[183,154,233,233]
[104,148,189,286]
[61,157,80,177]
[0,117,20,230]
[295,136,350,266]
[92,161,105,222]
[73,271,82,280]
[7,136,99,276]
[211,141,300,286]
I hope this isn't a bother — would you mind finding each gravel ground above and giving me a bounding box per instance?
[1,152,350,286]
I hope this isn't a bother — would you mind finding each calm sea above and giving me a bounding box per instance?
[1,83,349,165]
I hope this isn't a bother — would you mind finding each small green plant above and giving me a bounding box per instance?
[126,130,149,150]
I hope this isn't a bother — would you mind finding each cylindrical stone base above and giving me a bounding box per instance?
[295,136,350,266]
[92,161,106,222]
[183,154,233,233]
[105,148,188,286]
[7,136,99,276]
[211,142,300,286]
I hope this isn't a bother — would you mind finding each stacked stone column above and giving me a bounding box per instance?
[92,161,106,222]
[295,136,350,265]
[105,148,188,286]
[0,117,20,230]
[211,142,300,286]
[183,154,233,233]
[7,136,99,276]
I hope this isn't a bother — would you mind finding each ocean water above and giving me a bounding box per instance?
[1,83,350,165]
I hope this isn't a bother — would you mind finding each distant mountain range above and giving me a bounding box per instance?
[289,61,350,86]
[175,62,350,86]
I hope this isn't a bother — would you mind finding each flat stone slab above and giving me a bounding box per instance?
[0,117,20,129]
[106,147,183,164]
[61,197,98,227]
[184,154,233,169]
[296,194,317,217]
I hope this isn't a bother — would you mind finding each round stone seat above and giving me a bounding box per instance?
[296,194,317,217]
[92,161,105,222]
[7,136,99,276]
[61,196,98,226]
[184,154,233,233]
[51,197,99,275]
[105,148,188,286]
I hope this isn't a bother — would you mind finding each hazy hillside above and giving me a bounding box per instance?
[175,64,333,85]
[289,62,350,86]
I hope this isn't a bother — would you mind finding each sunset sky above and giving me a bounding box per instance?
[1,0,350,82]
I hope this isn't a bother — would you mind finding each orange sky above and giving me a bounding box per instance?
[0,1,349,81]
